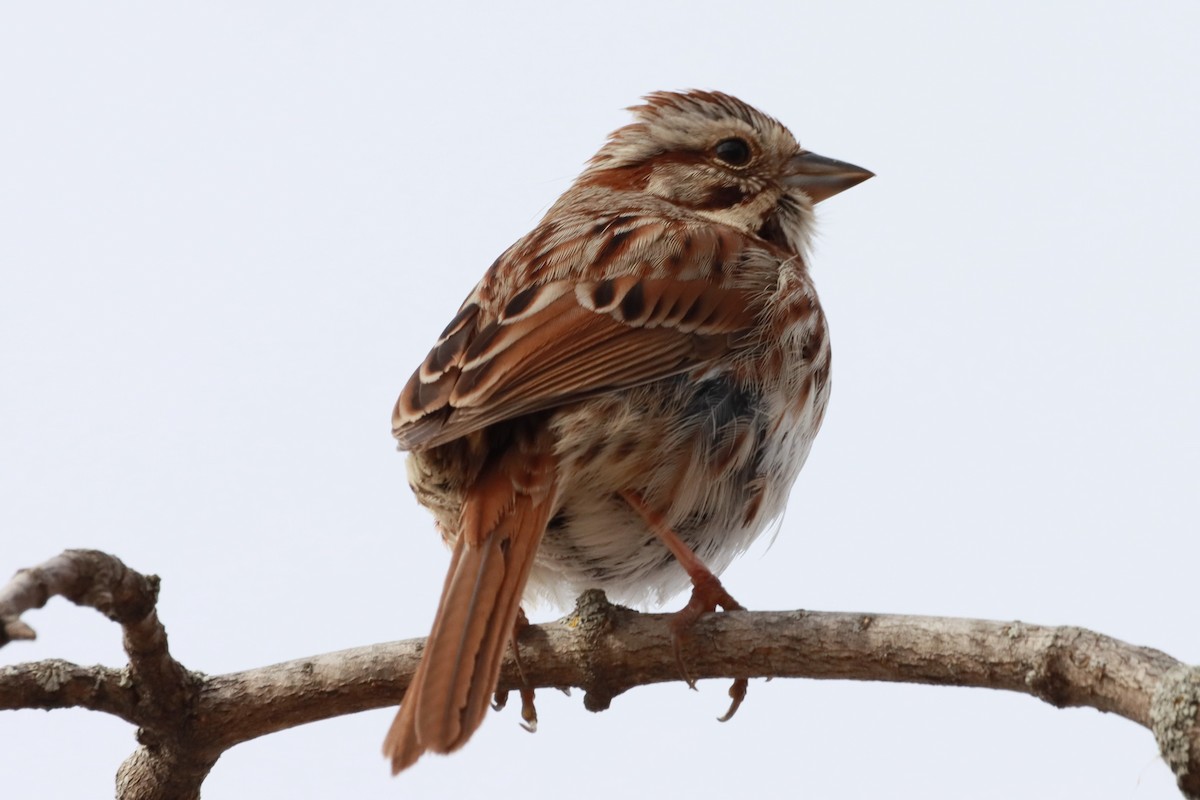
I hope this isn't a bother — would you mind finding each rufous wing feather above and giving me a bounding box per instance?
[383,429,558,773]
[393,275,759,451]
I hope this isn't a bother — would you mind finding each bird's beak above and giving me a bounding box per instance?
[782,151,874,203]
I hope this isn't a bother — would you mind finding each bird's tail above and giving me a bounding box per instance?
[383,439,558,773]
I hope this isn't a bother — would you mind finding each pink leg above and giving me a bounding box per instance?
[621,490,749,720]
[492,607,539,732]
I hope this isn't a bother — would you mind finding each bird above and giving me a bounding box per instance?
[383,89,871,773]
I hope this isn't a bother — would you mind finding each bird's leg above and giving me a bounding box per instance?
[620,490,749,720]
[511,606,532,685]
[491,607,539,732]
[512,608,538,732]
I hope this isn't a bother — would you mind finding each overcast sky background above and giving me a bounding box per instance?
[2,3,1198,798]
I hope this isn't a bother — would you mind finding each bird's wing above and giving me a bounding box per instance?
[392,219,765,450]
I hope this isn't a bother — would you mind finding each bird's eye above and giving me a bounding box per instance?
[714,137,752,167]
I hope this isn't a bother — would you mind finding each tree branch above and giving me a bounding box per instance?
[3,550,1198,798]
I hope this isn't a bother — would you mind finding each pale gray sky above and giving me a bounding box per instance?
[2,3,1198,798]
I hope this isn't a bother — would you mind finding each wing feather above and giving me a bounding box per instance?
[393,221,765,451]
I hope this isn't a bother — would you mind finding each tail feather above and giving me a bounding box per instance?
[384,442,557,773]
[459,490,548,737]
[418,531,508,748]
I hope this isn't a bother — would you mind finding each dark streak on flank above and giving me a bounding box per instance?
[741,489,765,527]
[614,436,639,461]
[685,374,759,436]
[812,361,831,395]
[581,441,606,466]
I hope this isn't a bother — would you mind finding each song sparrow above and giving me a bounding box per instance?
[384,90,871,772]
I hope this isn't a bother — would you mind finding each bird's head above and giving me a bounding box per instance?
[581,90,872,252]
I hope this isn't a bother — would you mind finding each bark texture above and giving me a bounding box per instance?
[3,550,1198,798]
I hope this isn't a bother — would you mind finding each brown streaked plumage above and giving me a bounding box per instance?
[384,90,872,773]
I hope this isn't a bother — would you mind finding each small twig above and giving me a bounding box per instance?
[0,659,136,722]
[1,550,205,800]
[0,549,191,714]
